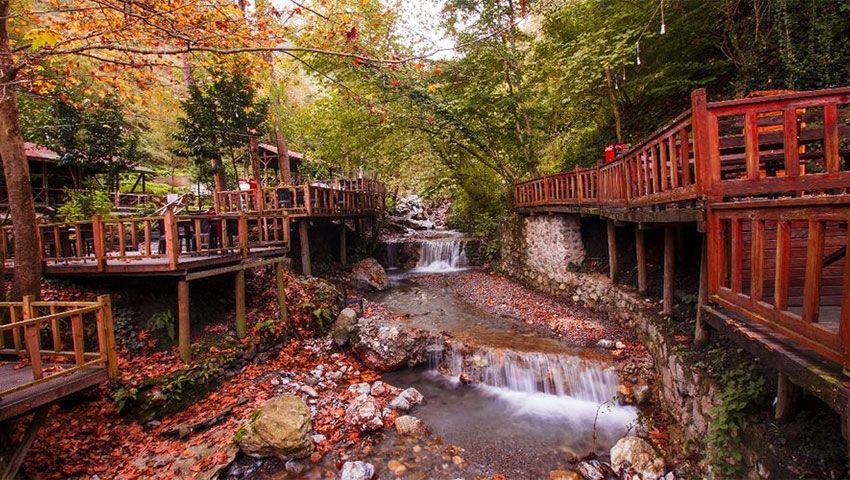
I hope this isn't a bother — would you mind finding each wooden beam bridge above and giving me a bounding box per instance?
[514,86,850,425]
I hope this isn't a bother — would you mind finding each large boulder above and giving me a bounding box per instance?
[350,317,431,371]
[332,308,358,346]
[610,436,666,479]
[389,388,424,412]
[344,395,384,432]
[238,395,314,460]
[350,258,389,291]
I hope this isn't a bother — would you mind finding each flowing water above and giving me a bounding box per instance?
[413,238,469,272]
[262,241,636,479]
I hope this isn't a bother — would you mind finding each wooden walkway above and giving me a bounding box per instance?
[514,86,850,423]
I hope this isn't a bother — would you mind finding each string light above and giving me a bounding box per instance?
[660,0,666,34]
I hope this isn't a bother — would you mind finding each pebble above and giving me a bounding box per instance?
[451,455,465,467]
[301,385,319,397]
[387,459,407,476]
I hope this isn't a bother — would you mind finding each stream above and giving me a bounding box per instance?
[264,236,637,479]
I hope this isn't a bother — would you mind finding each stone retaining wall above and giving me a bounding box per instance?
[498,213,774,478]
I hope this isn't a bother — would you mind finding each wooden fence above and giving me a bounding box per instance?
[515,87,850,209]
[0,295,118,398]
[217,179,387,215]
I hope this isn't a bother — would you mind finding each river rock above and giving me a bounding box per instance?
[350,317,430,371]
[340,461,375,480]
[394,415,428,436]
[332,308,358,346]
[345,396,384,432]
[389,387,424,411]
[350,258,389,291]
[238,395,314,460]
[610,436,666,479]
[576,459,613,480]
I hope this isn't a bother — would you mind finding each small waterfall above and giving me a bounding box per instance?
[431,344,620,404]
[415,240,468,272]
[386,242,399,269]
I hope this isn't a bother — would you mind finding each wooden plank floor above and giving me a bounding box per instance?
[0,362,107,422]
[702,306,850,417]
[4,246,287,277]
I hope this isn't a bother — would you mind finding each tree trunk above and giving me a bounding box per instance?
[0,0,42,299]
[605,67,623,143]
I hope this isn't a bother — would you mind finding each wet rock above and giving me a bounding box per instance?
[333,308,358,346]
[238,395,314,460]
[350,317,430,371]
[596,339,615,349]
[345,396,384,432]
[340,461,375,480]
[390,388,424,411]
[312,434,326,444]
[300,385,318,398]
[350,258,389,291]
[635,384,652,405]
[610,436,666,480]
[395,415,428,436]
[549,469,581,480]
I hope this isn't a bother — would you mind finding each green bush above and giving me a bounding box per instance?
[58,187,113,221]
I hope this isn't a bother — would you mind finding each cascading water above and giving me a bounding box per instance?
[415,239,468,272]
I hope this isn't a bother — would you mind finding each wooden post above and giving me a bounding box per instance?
[635,225,647,294]
[283,216,291,252]
[164,209,179,270]
[235,270,246,339]
[92,215,106,272]
[97,295,119,377]
[606,219,618,282]
[694,235,711,348]
[21,296,42,381]
[1,405,49,480]
[238,212,249,259]
[178,279,191,363]
[663,226,675,316]
[775,373,801,422]
[299,220,312,276]
[340,221,348,266]
[276,261,289,325]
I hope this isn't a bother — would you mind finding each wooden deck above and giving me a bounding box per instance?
[514,86,850,387]
[0,362,107,422]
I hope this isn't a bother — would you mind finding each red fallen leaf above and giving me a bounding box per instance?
[648,429,668,440]
[674,335,689,343]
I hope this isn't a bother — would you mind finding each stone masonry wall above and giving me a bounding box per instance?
[499,213,773,478]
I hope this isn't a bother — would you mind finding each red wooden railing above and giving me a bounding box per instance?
[218,179,387,215]
[515,86,850,371]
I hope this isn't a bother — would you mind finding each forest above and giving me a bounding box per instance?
[2,1,850,479]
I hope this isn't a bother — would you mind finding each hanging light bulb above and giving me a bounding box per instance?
[660,0,666,34]
[660,21,666,35]
[622,68,626,81]
[636,42,641,65]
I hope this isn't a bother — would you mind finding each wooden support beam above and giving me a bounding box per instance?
[235,270,246,339]
[340,222,348,267]
[97,295,119,378]
[694,235,711,348]
[663,227,675,316]
[635,226,647,294]
[607,219,618,282]
[299,220,312,276]
[1,405,49,480]
[276,261,289,325]
[178,279,191,363]
[775,373,802,423]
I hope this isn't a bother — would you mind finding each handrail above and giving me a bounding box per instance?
[0,295,118,398]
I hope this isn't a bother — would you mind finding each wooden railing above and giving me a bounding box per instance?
[515,87,850,209]
[0,295,118,397]
[218,179,388,215]
[514,85,850,371]
[707,198,850,370]
[31,210,289,270]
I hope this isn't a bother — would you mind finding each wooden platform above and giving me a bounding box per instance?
[0,362,107,422]
[701,305,850,419]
